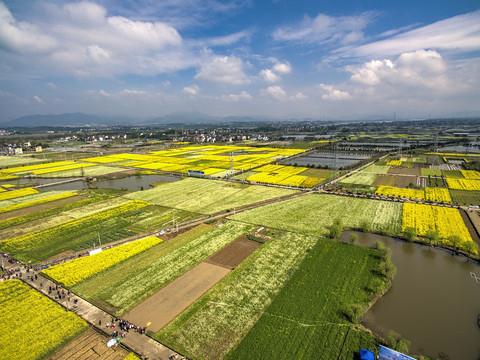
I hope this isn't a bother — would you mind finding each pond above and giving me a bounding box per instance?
[1,174,181,192]
[94,174,180,191]
[437,145,480,154]
[340,231,480,359]
[282,151,371,169]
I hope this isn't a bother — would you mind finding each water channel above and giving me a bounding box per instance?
[340,231,480,360]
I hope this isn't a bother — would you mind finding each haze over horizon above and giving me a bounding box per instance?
[1,0,479,122]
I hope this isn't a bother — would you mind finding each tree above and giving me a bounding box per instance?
[386,330,410,354]
[424,229,439,247]
[463,241,479,256]
[349,232,358,245]
[360,220,372,233]
[328,217,343,239]
[448,235,462,253]
[404,227,417,242]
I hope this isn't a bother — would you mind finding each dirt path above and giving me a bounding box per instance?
[124,262,230,333]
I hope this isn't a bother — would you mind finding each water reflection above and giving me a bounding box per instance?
[340,231,480,360]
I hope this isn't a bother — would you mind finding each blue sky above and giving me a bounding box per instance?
[0,0,479,121]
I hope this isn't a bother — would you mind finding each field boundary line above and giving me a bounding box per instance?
[208,301,351,328]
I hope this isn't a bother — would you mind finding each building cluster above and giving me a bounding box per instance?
[0,141,42,155]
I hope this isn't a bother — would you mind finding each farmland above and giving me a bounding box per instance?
[0,280,89,360]
[157,230,319,359]
[402,203,474,251]
[449,190,480,205]
[340,172,378,185]
[74,221,254,315]
[227,240,387,360]
[229,194,403,236]
[126,177,297,214]
[1,139,480,360]
[43,236,163,286]
[0,199,189,263]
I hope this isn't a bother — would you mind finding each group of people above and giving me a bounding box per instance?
[102,318,148,339]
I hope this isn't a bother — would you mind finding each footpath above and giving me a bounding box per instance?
[16,269,182,360]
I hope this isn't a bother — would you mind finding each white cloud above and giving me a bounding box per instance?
[197,30,252,47]
[33,95,44,103]
[272,62,292,74]
[319,84,350,100]
[195,55,250,84]
[0,2,58,54]
[273,11,376,46]
[337,10,480,58]
[349,50,448,90]
[182,85,199,95]
[261,85,287,100]
[294,92,307,100]
[259,69,280,83]
[0,1,189,77]
[221,91,252,101]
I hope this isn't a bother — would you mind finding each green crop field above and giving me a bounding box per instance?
[74,221,254,315]
[421,168,442,176]
[449,190,480,205]
[361,165,391,174]
[227,240,386,360]
[126,177,297,214]
[0,155,46,167]
[157,230,319,360]
[0,200,196,263]
[340,172,378,185]
[443,170,464,179]
[229,194,402,236]
[0,194,110,231]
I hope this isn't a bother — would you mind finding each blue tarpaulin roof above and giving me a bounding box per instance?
[360,349,375,360]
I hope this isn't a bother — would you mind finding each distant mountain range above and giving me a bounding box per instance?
[0,112,275,127]
[2,111,479,128]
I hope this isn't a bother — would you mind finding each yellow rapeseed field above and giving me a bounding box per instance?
[0,191,77,214]
[43,236,163,286]
[376,186,424,200]
[0,280,89,360]
[402,203,474,250]
[0,187,38,201]
[446,178,480,191]
[387,160,402,166]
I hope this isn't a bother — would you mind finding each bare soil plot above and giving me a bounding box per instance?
[372,174,397,186]
[395,175,418,188]
[47,328,129,360]
[0,195,83,221]
[387,167,421,176]
[205,236,261,269]
[124,262,230,332]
